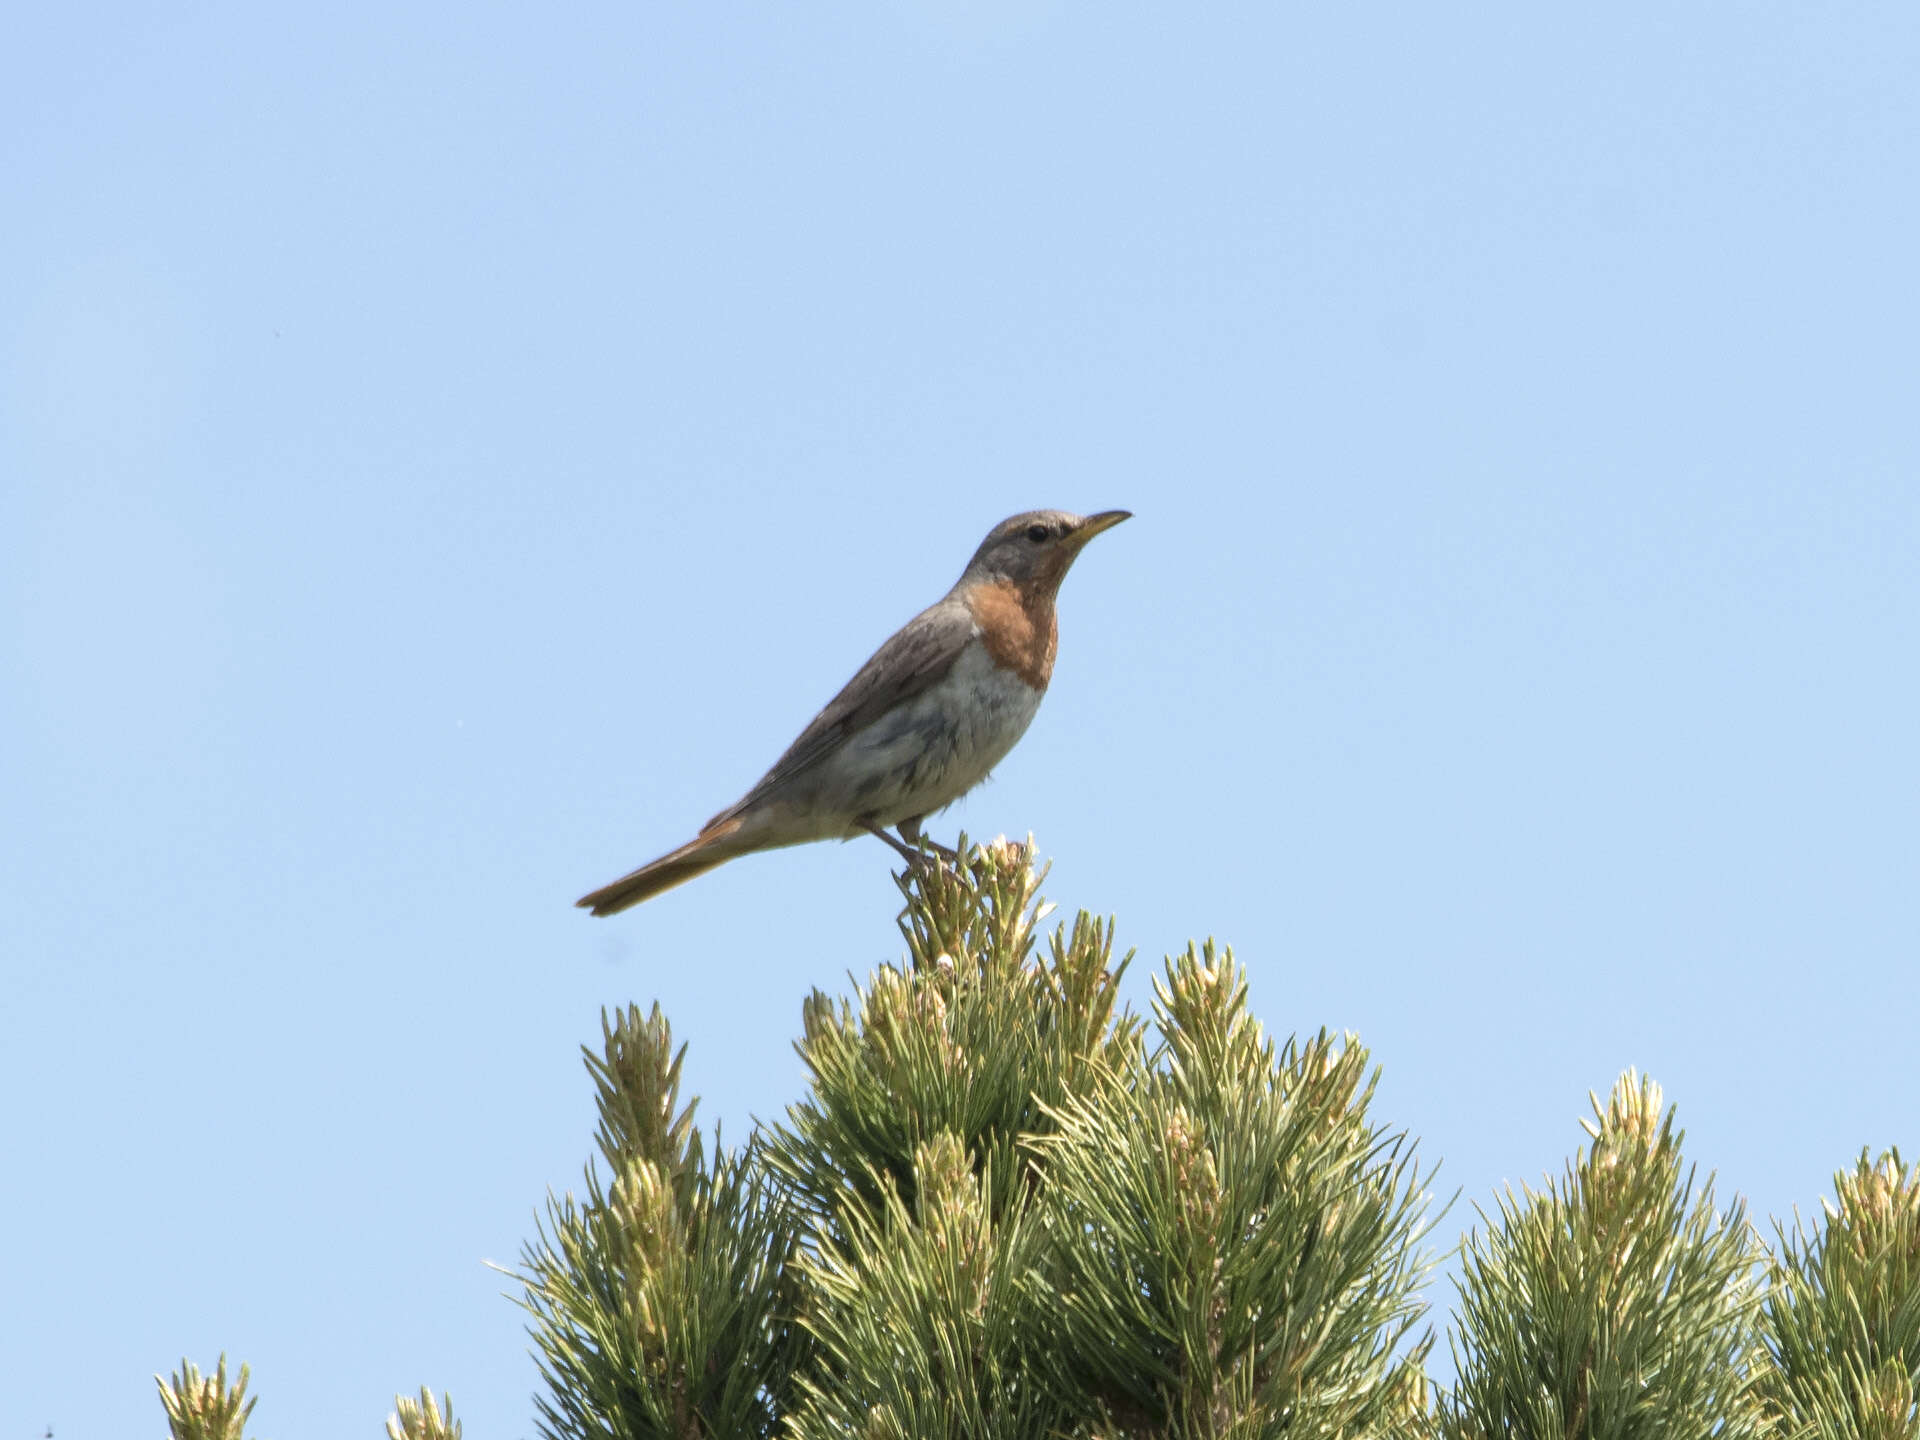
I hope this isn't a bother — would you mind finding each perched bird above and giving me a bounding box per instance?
[577,508,1130,915]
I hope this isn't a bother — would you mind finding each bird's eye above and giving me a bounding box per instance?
[1025,523,1051,544]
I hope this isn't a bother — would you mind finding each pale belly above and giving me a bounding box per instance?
[771,642,1044,841]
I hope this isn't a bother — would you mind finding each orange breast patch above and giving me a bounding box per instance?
[964,579,1058,690]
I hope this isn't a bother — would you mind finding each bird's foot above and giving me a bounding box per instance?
[894,818,962,865]
[864,821,959,872]
[863,821,930,867]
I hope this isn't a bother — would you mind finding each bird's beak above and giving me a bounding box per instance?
[1071,510,1132,545]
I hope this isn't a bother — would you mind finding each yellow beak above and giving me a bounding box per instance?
[1072,510,1132,545]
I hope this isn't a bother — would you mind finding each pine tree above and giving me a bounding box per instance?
[514,1003,807,1438]
[155,841,1915,1438]
[1436,1072,1767,1440]
[1759,1149,1920,1439]
[516,838,1438,1437]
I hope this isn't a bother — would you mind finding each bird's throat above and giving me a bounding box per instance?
[964,580,1058,690]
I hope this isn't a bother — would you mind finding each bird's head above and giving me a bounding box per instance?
[956,509,1131,596]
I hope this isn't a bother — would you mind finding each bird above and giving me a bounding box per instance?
[576,508,1131,915]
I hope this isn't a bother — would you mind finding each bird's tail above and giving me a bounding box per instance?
[575,818,748,916]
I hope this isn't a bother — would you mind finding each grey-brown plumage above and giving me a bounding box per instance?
[577,509,1129,915]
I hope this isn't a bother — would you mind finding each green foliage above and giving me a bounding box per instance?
[387,1388,461,1440]
[508,836,1438,1437]
[1760,1149,1920,1439]
[767,839,1143,1240]
[512,1003,807,1440]
[157,1355,459,1440]
[158,1355,256,1440]
[154,839,1913,1440]
[773,839,1439,1439]
[1438,1072,1767,1440]
[1027,945,1435,1438]
[787,1133,1061,1439]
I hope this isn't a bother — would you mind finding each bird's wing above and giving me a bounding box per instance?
[705,598,977,827]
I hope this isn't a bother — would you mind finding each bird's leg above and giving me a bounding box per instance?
[861,820,926,866]
[896,815,959,863]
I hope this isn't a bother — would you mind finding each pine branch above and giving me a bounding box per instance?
[766,835,1141,1248]
[1760,1148,1920,1440]
[157,1356,257,1440]
[1027,942,1437,1439]
[1438,1071,1767,1440]
[387,1388,461,1440]
[511,1003,807,1439]
[786,1134,1061,1440]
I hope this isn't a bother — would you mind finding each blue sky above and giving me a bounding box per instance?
[4,4,1917,1434]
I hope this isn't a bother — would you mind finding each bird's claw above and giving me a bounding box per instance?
[863,820,965,876]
